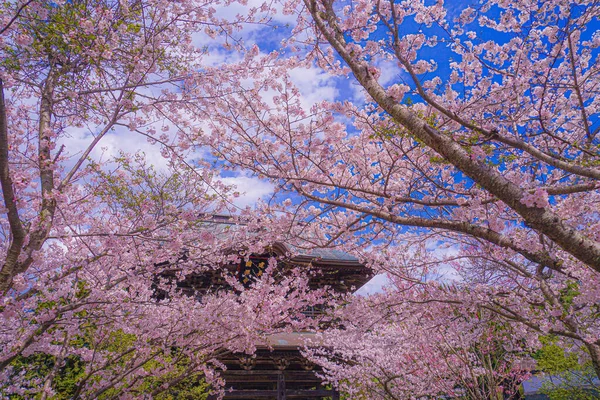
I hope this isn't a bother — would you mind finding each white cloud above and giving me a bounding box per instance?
[58,125,173,173]
[220,174,275,209]
[377,59,404,87]
[288,65,340,108]
[354,273,390,296]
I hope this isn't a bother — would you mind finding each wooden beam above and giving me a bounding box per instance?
[222,389,336,399]
[223,390,277,398]
[277,372,286,400]
[221,370,282,375]
[222,370,319,381]
[286,389,336,397]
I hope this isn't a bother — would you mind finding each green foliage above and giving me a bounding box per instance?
[539,367,599,400]
[4,353,85,399]
[558,281,580,313]
[533,336,600,400]
[130,348,210,400]
[369,103,441,159]
[3,347,211,399]
[534,336,579,374]
[2,324,210,399]
[53,356,86,398]
[142,372,210,400]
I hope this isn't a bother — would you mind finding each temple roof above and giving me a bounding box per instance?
[199,214,363,264]
[283,245,360,263]
[263,332,318,349]
[191,214,372,291]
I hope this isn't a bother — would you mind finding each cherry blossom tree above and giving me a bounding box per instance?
[0,0,328,397]
[304,286,533,399]
[0,0,236,294]
[201,0,600,392]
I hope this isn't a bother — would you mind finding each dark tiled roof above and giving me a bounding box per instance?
[284,245,359,263]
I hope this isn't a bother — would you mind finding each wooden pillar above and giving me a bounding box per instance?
[332,389,340,400]
[277,372,286,400]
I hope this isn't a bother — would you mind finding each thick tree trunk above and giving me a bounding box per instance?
[0,79,26,294]
[585,342,600,381]
[0,72,57,294]
[20,72,58,270]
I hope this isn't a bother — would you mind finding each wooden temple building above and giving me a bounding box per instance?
[171,216,372,399]
[216,247,370,400]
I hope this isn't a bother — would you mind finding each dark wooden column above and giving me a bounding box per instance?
[277,372,286,400]
[332,389,340,400]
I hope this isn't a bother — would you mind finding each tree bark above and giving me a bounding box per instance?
[585,342,600,381]
[0,78,26,294]
[0,71,57,294]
